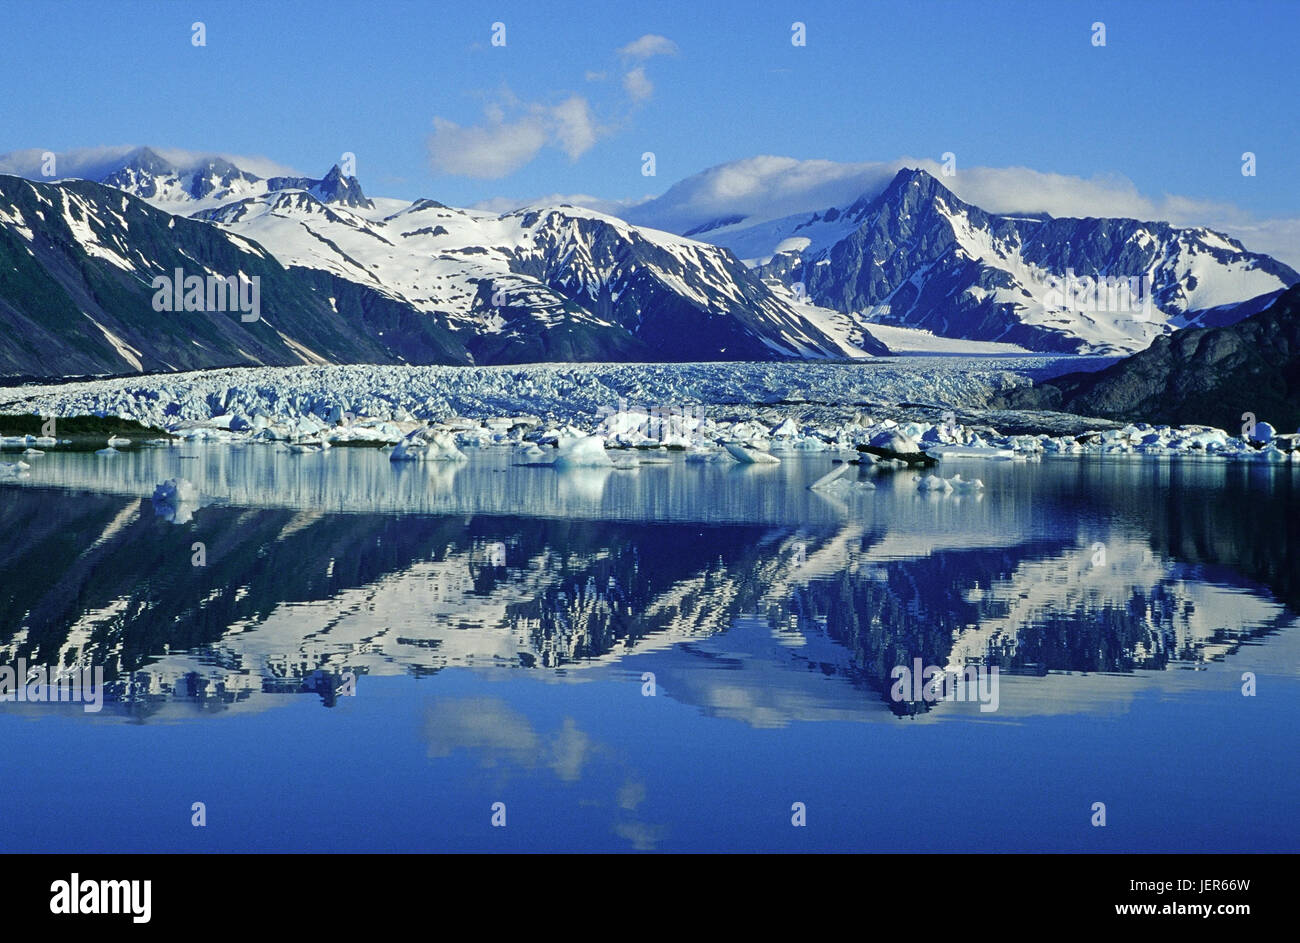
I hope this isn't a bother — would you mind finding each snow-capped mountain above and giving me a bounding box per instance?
[0,148,882,376]
[93,146,375,213]
[6,146,1295,375]
[0,174,470,376]
[190,189,881,362]
[91,148,885,361]
[689,168,1299,354]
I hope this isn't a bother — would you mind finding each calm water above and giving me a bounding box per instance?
[1,445,1297,852]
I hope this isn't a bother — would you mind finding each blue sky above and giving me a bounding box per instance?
[2,0,1297,220]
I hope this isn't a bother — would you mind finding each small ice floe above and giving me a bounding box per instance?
[511,443,549,466]
[917,474,953,493]
[23,448,44,456]
[390,430,467,463]
[95,446,119,456]
[152,477,200,524]
[725,442,781,465]
[0,462,31,478]
[287,442,322,454]
[554,435,613,469]
[917,473,984,493]
[684,449,729,463]
[809,463,851,490]
[926,445,1014,461]
[811,463,876,494]
[106,435,131,448]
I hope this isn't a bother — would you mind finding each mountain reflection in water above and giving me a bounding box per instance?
[1,448,1295,724]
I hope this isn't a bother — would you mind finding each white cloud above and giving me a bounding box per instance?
[546,96,599,160]
[424,36,676,179]
[617,34,679,60]
[0,145,300,181]
[428,94,604,179]
[615,34,677,103]
[427,115,548,179]
[623,155,898,232]
[622,67,654,102]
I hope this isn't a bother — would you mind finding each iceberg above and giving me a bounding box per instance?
[916,474,953,493]
[152,478,200,524]
[553,435,613,469]
[918,473,984,493]
[809,463,852,491]
[725,442,781,465]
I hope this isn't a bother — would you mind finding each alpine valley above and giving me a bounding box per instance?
[0,146,1296,378]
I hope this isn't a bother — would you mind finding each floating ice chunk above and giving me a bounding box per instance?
[918,473,984,493]
[869,429,923,457]
[95,446,119,456]
[725,442,781,465]
[389,438,422,461]
[554,435,612,469]
[809,463,852,491]
[152,478,200,524]
[949,474,985,492]
[425,430,467,462]
[23,448,44,456]
[511,443,549,465]
[916,474,953,492]
[926,445,1014,461]
[820,475,876,494]
[0,462,30,478]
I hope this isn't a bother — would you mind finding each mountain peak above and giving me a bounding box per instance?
[881,166,956,205]
[308,165,372,209]
[118,146,174,175]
